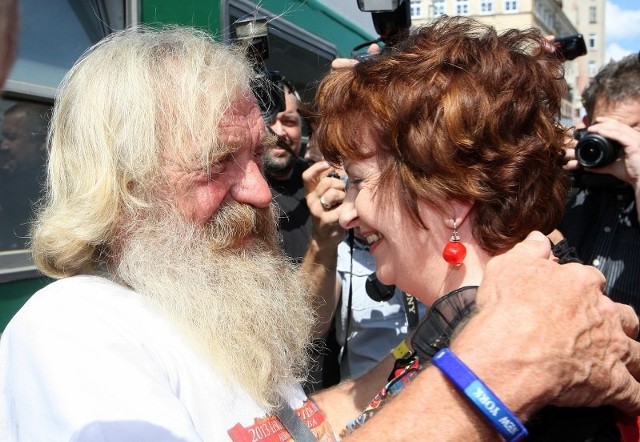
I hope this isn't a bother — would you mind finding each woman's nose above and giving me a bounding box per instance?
[338,197,358,230]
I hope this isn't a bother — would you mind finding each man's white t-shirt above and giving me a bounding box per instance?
[0,275,333,441]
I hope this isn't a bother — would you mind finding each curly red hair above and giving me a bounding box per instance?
[315,16,570,254]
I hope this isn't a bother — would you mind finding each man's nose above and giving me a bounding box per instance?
[269,118,285,137]
[231,160,272,208]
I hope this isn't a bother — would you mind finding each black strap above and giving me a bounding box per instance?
[275,400,317,442]
[402,294,420,329]
[339,229,355,371]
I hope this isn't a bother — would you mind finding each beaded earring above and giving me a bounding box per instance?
[442,220,467,266]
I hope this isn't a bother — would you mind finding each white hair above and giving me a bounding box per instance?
[31,26,255,278]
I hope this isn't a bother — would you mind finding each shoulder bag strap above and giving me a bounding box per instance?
[275,400,317,442]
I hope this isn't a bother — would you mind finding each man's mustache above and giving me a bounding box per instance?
[206,202,276,251]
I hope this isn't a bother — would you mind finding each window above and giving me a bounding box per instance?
[8,0,127,93]
[411,0,422,18]
[0,99,52,251]
[504,0,519,13]
[480,0,495,14]
[588,61,598,77]
[228,3,336,104]
[588,33,597,50]
[535,3,553,28]
[455,0,470,15]
[431,0,446,17]
[589,6,597,23]
[1,0,130,283]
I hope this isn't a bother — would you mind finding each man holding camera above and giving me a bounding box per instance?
[263,80,315,264]
[558,53,640,313]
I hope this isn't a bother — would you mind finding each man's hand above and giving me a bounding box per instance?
[586,117,640,188]
[331,43,381,70]
[303,161,346,248]
[561,134,580,171]
[452,231,640,419]
[301,161,347,339]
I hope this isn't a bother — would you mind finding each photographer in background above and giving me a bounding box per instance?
[265,81,345,393]
[558,53,640,313]
[264,79,313,264]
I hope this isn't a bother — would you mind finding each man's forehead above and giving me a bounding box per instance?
[218,98,264,145]
[594,98,640,126]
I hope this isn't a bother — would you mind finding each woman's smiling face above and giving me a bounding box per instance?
[338,137,451,304]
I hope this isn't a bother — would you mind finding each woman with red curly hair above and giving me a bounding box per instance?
[315,15,632,441]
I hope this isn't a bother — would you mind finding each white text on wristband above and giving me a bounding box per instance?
[432,348,528,442]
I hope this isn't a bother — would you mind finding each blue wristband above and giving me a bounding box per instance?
[432,348,528,442]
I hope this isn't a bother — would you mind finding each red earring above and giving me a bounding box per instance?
[442,221,466,266]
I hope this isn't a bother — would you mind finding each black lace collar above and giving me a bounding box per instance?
[410,286,477,361]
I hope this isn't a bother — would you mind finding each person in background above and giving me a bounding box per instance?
[0,102,51,249]
[1,22,639,442]
[265,79,312,263]
[558,53,640,314]
[313,15,639,440]
[265,84,342,392]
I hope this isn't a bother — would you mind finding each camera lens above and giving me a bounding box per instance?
[577,139,605,167]
[575,133,621,168]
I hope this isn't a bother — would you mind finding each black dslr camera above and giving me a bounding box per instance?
[232,16,285,123]
[553,34,587,61]
[574,128,622,168]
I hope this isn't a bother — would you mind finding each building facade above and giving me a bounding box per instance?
[562,0,607,122]
[410,0,605,125]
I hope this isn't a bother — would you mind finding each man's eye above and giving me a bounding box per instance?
[208,155,231,175]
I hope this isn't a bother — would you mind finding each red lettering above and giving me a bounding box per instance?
[228,416,289,442]
[228,400,326,442]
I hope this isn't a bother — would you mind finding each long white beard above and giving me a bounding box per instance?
[115,202,315,410]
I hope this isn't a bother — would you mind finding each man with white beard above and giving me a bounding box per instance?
[1,24,640,442]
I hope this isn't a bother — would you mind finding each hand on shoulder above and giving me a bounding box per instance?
[453,231,640,418]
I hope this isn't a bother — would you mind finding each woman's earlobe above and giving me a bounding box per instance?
[443,200,475,229]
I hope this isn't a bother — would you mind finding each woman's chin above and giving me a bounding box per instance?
[375,269,394,287]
